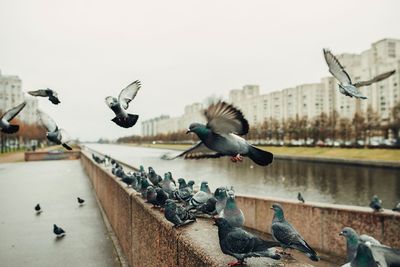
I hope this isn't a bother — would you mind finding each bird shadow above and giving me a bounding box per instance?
[54,235,66,243]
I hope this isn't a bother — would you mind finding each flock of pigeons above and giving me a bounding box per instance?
[34,197,85,238]
[91,154,400,267]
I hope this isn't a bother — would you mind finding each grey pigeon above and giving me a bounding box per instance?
[369,195,383,212]
[53,224,66,238]
[220,191,244,227]
[0,102,26,134]
[139,178,151,198]
[120,174,135,187]
[38,110,72,150]
[148,167,162,186]
[105,80,141,128]
[297,192,305,203]
[187,188,213,210]
[341,242,379,267]
[77,197,85,205]
[271,203,319,261]
[392,202,400,212]
[146,186,159,207]
[35,203,42,214]
[155,188,169,208]
[161,172,176,197]
[323,48,395,99]
[28,89,60,104]
[215,218,281,266]
[214,187,228,215]
[197,197,217,215]
[187,180,195,193]
[339,227,381,262]
[165,101,273,166]
[164,199,196,227]
[173,178,193,202]
[368,243,400,267]
[200,181,212,194]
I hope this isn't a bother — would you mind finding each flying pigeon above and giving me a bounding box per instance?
[38,110,72,150]
[220,191,245,227]
[77,197,85,205]
[28,89,60,105]
[297,192,305,203]
[215,218,281,266]
[392,202,400,212]
[0,102,26,134]
[53,224,66,238]
[35,204,42,214]
[105,80,141,128]
[323,48,395,99]
[164,199,196,227]
[369,195,383,212]
[339,227,381,262]
[270,203,319,261]
[164,101,273,166]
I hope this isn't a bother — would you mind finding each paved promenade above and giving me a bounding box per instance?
[0,160,121,267]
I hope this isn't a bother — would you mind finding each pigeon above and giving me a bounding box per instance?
[215,218,281,266]
[270,203,319,261]
[0,102,26,134]
[139,178,151,198]
[77,197,85,205]
[38,110,72,150]
[120,174,135,187]
[164,199,196,227]
[35,204,42,214]
[146,186,159,207]
[220,191,245,227]
[214,187,228,215]
[392,202,400,212]
[161,172,176,197]
[323,48,396,99]
[187,180,195,193]
[369,195,383,212]
[197,197,217,215]
[148,167,162,186]
[173,178,193,202]
[165,101,273,166]
[28,89,60,105]
[53,224,66,238]
[105,80,141,128]
[200,181,212,194]
[297,192,305,203]
[341,242,379,267]
[339,227,381,262]
[368,242,400,267]
[155,188,169,208]
[187,187,213,210]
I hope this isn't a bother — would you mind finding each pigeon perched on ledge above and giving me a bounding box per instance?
[323,48,395,99]
[28,89,60,104]
[163,101,273,166]
[0,102,26,134]
[393,202,400,212]
[164,199,196,227]
[271,203,319,261]
[369,195,383,212]
[215,218,281,266]
[220,191,244,227]
[105,80,141,128]
[297,192,305,203]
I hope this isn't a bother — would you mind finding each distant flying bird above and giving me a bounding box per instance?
[297,192,305,203]
[35,204,42,214]
[38,110,72,150]
[271,203,319,261]
[77,197,85,205]
[0,102,26,134]
[214,218,281,266]
[105,80,141,128]
[28,89,60,105]
[53,224,66,238]
[369,195,383,212]
[323,48,395,99]
[165,101,273,166]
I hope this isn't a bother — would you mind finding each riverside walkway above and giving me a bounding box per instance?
[0,159,121,267]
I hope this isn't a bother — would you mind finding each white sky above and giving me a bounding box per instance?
[1,0,399,141]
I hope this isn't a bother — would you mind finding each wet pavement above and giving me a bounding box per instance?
[0,160,121,267]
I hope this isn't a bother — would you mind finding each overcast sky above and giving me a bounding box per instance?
[1,0,399,141]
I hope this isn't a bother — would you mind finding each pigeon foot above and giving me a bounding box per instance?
[227,260,243,266]
[230,154,243,163]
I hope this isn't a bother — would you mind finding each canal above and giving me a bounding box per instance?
[85,144,400,209]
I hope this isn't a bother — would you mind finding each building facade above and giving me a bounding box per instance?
[142,38,400,136]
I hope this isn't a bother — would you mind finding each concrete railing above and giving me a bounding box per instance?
[24,150,81,161]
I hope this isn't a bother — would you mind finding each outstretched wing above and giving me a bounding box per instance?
[323,48,352,85]
[204,101,249,135]
[38,110,58,132]
[1,102,26,121]
[161,142,223,160]
[118,80,141,110]
[28,90,48,97]
[354,70,396,88]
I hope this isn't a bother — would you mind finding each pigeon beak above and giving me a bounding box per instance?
[186,129,191,134]
[270,207,274,210]
[339,232,344,236]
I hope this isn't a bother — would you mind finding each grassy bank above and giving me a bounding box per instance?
[131,143,400,162]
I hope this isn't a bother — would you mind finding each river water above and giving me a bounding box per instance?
[85,143,400,209]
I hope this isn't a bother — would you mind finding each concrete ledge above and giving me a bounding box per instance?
[236,194,400,258]
[24,150,81,161]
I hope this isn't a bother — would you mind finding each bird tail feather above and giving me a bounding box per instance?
[112,114,139,128]
[62,143,73,150]
[49,96,60,104]
[1,124,19,134]
[247,145,273,166]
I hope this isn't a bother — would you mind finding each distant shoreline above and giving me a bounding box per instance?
[121,143,400,169]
